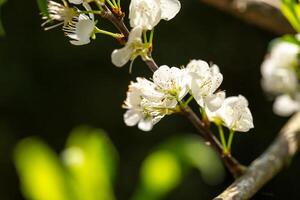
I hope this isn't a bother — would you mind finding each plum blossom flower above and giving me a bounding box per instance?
[186,59,224,112]
[206,95,254,132]
[123,65,188,131]
[42,0,78,30]
[261,41,299,94]
[129,0,181,30]
[63,14,95,45]
[111,27,148,67]
[273,94,300,116]
[261,39,300,117]
[123,78,174,131]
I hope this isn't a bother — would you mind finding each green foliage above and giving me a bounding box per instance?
[132,135,225,200]
[36,0,48,17]
[281,0,300,32]
[14,127,118,200]
[14,138,73,200]
[15,129,224,200]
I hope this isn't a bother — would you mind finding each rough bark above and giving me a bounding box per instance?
[214,112,300,200]
[200,0,295,34]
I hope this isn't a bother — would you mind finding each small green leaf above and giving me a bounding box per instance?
[281,0,300,32]
[63,126,118,200]
[132,135,225,200]
[14,138,72,200]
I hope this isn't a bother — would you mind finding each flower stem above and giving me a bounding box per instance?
[184,95,194,107]
[143,31,148,44]
[79,10,102,15]
[227,129,235,153]
[218,125,228,154]
[106,0,116,8]
[111,0,118,7]
[149,29,154,45]
[94,27,122,38]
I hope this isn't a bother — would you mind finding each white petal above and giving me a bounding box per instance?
[233,108,254,132]
[138,118,153,131]
[124,110,142,126]
[273,95,300,116]
[69,0,83,4]
[160,0,181,20]
[210,64,223,93]
[128,26,143,44]
[76,19,94,40]
[204,91,225,112]
[111,46,132,67]
[129,0,161,29]
[70,38,90,45]
[153,65,172,88]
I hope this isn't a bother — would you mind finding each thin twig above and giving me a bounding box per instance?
[214,112,300,200]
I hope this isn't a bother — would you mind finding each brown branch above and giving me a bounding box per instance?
[214,112,300,200]
[200,0,295,34]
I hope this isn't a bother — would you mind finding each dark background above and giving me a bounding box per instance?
[0,0,299,199]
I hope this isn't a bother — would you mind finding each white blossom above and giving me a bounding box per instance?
[273,94,300,116]
[111,27,146,67]
[186,59,224,112]
[63,14,95,45]
[129,0,181,30]
[261,41,299,94]
[153,65,189,100]
[206,95,254,132]
[123,78,175,131]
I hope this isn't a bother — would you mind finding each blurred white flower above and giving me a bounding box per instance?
[207,95,254,132]
[268,41,299,68]
[111,27,147,67]
[261,40,300,117]
[261,58,298,94]
[186,59,224,112]
[261,41,299,94]
[63,14,95,45]
[129,0,181,30]
[153,65,189,100]
[273,94,300,116]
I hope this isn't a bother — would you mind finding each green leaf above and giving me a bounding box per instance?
[281,0,300,32]
[132,135,225,200]
[62,126,118,200]
[37,0,49,17]
[14,138,73,200]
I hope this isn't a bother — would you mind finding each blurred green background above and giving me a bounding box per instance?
[0,0,300,199]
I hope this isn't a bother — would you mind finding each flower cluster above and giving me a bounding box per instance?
[123,60,254,132]
[261,38,300,116]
